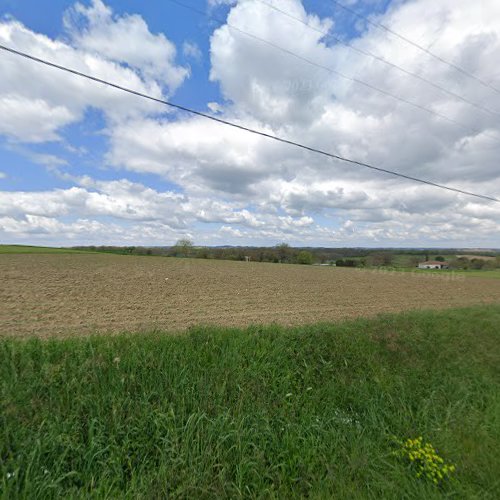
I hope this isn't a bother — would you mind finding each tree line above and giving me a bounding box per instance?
[71,241,500,269]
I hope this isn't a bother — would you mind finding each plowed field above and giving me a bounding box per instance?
[1,254,499,337]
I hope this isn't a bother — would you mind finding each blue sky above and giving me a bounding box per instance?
[0,0,499,247]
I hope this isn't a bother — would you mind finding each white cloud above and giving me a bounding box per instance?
[219,225,243,237]
[209,0,336,127]
[100,0,500,245]
[182,41,202,61]
[0,95,76,142]
[207,101,222,113]
[0,177,345,244]
[64,0,189,91]
[0,1,188,142]
[1,175,499,246]
[1,0,500,246]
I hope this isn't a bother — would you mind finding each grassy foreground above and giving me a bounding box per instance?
[1,307,500,498]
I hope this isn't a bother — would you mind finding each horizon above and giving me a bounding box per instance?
[3,243,499,252]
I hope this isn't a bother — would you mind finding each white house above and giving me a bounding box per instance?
[417,260,449,270]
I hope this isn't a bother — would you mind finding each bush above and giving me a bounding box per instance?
[336,259,357,267]
[470,259,485,270]
[297,250,314,265]
[366,252,394,267]
[449,257,470,270]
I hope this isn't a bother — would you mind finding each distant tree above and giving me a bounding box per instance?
[336,259,357,267]
[483,260,497,271]
[196,247,210,259]
[317,252,329,264]
[297,250,314,265]
[408,256,420,267]
[174,238,193,257]
[381,253,394,266]
[458,257,471,269]
[435,256,445,262]
[470,259,485,270]
[367,252,393,267]
[275,243,291,263]
[449,257,469,270]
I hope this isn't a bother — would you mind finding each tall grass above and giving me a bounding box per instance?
[1,306,500,498]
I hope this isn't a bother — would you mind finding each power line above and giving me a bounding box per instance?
[332,0,500,96]
[0,43,498,203]
[256,0,500,118]
[168,0,500,145]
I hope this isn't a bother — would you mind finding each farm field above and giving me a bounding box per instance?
[1,306,500,498]
[373,267,500,279]
[1,253,500,338]
[454,269,500,279]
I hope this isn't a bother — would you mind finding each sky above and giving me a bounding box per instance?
[0,0,499,248]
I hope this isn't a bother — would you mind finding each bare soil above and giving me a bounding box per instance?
[1,254,499,338]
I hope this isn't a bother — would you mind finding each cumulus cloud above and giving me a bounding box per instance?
[0,0,188,142]
[106,0,500,240]
[64,0,189,91]
[209,0,336,127]
[1,0,500,246]
[0,95,76,142]
[0,176,344,244]
[207,101,222,113]
[182,41,202,61]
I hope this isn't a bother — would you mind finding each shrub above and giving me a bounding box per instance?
[297,250,314,265]
[336,259,357,267]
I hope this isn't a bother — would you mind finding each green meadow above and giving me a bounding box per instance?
[1,306,499,498]
[0,245,89,254]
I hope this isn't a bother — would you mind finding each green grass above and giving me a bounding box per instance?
[0,245,90,254]
[1,306,500,498]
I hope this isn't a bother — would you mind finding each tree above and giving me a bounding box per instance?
[297,250,314,265]
[275,243,291,263]
[408,256,420,267]
[336,259,356,267]
[449,257,469,270]
[470,259,485,270]
[196,247,210,259]
[174,238,193,257]
[483,260,496,271]
[435,256,445,262]
[367,252,393,267]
